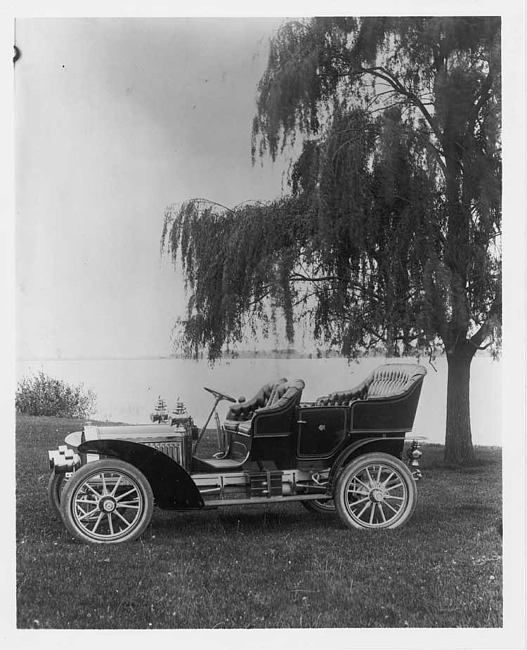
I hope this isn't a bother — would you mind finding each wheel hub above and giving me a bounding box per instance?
[99,496,117,513]
[370,488,385,502]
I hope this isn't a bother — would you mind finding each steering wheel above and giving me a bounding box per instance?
[203,387,237,403]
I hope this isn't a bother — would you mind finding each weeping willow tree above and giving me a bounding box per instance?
[163,17,501,465]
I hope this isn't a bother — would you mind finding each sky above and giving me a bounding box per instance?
[15,17,290,359]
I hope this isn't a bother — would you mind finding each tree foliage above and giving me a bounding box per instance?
[163,17,501,463]
[162,197,306,359]
[250,17,501,356]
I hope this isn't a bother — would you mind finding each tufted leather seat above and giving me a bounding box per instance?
[239,379,305,435]
[257,379,305,412]
[224,378,288,435]
[316,364,427,406]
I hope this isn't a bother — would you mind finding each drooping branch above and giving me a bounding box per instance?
[356,66,440,138]
[469,286,502,349]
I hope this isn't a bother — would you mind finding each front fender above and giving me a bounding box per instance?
[77,439,204,510]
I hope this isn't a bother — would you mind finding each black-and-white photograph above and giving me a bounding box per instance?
[6,2,525,645]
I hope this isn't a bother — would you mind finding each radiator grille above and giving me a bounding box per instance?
[146,442,184,465]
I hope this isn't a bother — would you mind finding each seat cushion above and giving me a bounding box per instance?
[316,381,368,407]
[224,419,240,434]
[237,421,252,435]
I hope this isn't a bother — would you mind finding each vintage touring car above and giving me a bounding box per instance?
[48,363,426,544]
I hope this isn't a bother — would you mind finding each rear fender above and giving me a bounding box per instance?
[77,439,204,510]
[329,436,406,484]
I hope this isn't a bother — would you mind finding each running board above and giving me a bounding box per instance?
[203,494,332,508]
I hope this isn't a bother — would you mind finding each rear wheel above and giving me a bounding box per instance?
[59,459,154,544]
[335,453,417,530]
[301,499,335,514]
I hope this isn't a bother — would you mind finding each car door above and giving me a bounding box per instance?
[296,406,348,459]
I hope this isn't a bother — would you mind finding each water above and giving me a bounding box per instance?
[16,356,501,446]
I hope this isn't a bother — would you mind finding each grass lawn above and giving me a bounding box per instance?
[16,415,502,629]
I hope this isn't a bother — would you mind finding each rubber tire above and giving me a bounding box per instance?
[47,472,68,519]
[301,499,336,514]
[59,459,154,544]
[335,453,417,530]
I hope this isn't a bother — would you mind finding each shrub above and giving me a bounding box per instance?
[15,370,97,419]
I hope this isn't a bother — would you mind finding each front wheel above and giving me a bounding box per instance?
[47,472,69,518]
[59,459,154,544]
[335,453,417,530]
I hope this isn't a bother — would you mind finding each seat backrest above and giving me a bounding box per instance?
[226,377,288,421]
[268,380,290,405]
[260,379,305,412]
[367,364,427,399]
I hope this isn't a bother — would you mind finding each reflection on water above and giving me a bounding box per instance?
[16,356,501,446]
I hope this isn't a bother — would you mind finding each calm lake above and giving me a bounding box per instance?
[16,356,501,446]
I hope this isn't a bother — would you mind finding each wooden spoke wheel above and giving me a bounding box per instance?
[335,453,417,530]
[59,460,154,544]
[47,472,70,518]
[301,498,336,514]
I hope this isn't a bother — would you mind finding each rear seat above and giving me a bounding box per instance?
[316,364,427,406]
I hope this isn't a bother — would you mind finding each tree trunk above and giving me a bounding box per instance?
[444,340,477,465]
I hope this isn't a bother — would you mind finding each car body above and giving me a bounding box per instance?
[48,363,426,544]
